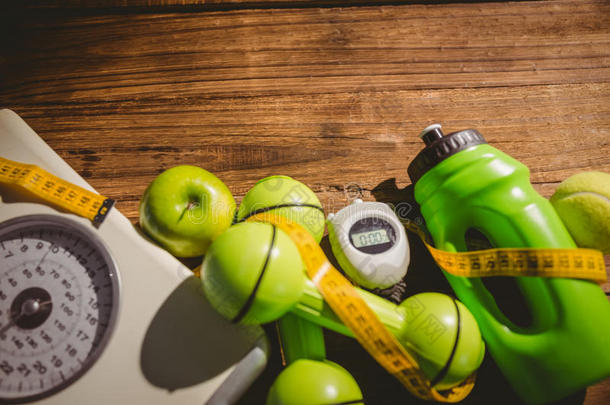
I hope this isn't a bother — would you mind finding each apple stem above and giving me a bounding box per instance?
[178,200,197,223]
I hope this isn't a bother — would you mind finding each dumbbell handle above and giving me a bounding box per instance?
[278,314,326,364]
[290,278,404,341]
[286,279,471,389]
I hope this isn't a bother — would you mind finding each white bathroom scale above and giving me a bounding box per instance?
[0,109,268,405]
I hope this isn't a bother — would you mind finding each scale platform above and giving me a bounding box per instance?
[0,109,268,405]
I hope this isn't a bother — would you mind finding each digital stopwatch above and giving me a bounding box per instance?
[327,200,409,290]
[0,214,119,402]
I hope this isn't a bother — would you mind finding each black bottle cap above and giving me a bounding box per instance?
[420,124,444,146]
[407,124,487,185]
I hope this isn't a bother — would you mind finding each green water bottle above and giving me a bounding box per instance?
[408,124,610,404]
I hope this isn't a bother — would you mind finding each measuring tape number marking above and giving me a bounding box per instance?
[403,222,607,284]
[0,157,114,226]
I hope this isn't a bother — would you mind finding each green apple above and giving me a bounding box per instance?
[139,165,236,257]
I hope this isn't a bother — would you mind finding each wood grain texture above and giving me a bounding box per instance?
[16,0,364,8]
[16,0,301,6]
[0,0,609,403]
[13,0,514,10]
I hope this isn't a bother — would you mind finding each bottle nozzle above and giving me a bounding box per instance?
[420,124,444,146]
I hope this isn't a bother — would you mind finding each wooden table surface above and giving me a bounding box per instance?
[1,1,609,404]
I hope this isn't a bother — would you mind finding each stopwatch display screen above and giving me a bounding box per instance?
[351,229,390,248]
[0,215,119,403]
[348,217,396,254]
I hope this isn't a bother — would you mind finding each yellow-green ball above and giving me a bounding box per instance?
[236,175,325,242]
[550,171,610,254]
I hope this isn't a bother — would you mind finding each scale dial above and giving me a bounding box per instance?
[0,215,120,403]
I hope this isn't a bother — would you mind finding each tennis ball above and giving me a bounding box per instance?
[236,175,325,242]
[550,171,610,254]
[266,359,364,405]
[201,221,306,325]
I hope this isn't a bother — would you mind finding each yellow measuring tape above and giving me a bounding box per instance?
[0,157,114,226]
[403,222,607,284]
[248,213,475,402]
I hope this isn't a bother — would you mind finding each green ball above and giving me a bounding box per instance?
[398,293,485,390]
[236,175,325,242]
[266,360,364,405]
[201,221,306,324]
[550,171,610,254]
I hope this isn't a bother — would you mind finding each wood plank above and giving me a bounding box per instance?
[11,0,521,10]
[6,83,609,212]
[15,0,319,6]
[2,1,610,104]
[12,0,367,9]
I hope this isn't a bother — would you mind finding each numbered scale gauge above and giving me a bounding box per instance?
[327,199,410,290]
[0,214,119,403]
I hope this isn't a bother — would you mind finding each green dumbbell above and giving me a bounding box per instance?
[271,314,364,405]
[267,358,364,405]
[202,221,485,390]
[236,175,363,404]
[236,174,328,363]
[235,175,325,241]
